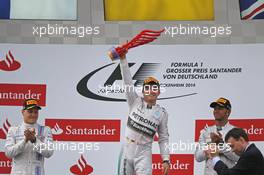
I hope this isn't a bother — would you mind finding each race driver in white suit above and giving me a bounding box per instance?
[5,99,54,175]
[195,97,239,175]
[118,54,170,175]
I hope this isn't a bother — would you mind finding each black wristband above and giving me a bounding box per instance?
[163,160,170,164]
[30,137,36,143]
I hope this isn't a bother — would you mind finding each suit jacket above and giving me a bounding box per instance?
[195,123,239,175]
[214,144,264,175]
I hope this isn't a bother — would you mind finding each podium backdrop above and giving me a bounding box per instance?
[0,44,263,175]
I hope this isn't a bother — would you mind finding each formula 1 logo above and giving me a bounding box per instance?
[77,62,197,102]
[0,51,21,71]
[0,119,11,139]
[70,155,93,175]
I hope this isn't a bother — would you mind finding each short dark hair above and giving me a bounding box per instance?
[225,128,249,142]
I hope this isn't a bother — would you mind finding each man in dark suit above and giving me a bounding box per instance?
[207,127,264,175]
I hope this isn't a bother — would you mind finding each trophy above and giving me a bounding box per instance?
[108,29,164,61]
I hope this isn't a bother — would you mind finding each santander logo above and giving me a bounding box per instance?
[0,152,12,174]
[51,123,63,135]
[0,119,11,139]
[152,154,194,175]
[45,119,120,142]
[0,51,21,71]
[195,119,264,142]
[70,155,93,175]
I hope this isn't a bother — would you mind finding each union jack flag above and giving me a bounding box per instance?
[239,0,264,20]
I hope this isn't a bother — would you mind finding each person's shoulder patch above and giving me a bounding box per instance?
[153,110,162,119]
[154,107,167,119]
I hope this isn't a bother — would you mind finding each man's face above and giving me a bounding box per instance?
[227,137,245,156]
[213,106,230,121]
[143,84,160,104]
[22,108,39,124]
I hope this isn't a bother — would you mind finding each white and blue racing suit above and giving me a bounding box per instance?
[5,122,53,175]
[119,58,170,175]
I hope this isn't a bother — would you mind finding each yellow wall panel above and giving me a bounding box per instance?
[104,0,214,21]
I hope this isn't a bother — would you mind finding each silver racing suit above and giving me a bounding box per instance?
[5,122,54,175]
[195,122,239,175]
[119,58,170,175]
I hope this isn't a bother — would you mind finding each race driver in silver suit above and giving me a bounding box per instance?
[118,54,170,175]
[4,99,53,175]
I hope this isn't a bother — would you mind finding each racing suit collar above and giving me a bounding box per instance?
[143,99,157,109]
[22,121,38,128]
[220,121,230,130]
[215,121,231,132]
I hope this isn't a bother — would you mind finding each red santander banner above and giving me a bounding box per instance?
[0,152,12,174]
[195,119,264,142]
[45,119,120,142]
[152,154,194,175]
[0,83,46,106]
